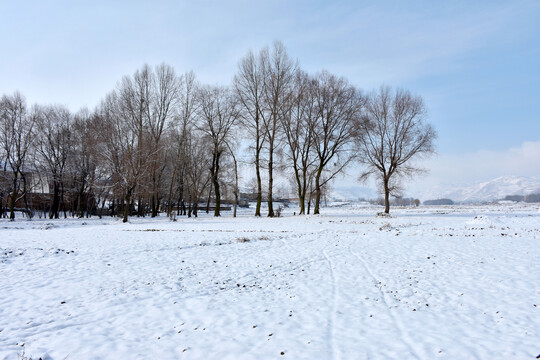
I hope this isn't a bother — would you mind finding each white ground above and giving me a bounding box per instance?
[1,204,539,359]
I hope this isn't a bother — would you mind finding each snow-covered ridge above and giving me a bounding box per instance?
[423,175,540,203]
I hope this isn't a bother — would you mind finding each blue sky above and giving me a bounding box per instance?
[1,0,539,194]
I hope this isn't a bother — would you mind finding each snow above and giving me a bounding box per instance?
[1,204,540,359]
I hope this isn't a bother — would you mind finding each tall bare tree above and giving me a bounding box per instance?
[196,86,240,216]
[311,71,363,214]
[0,92,36,220]
[168,71,198,217]
[234,49,267,216]
[281,70,318,214]
[261,41,296,217]
[35,105,74,219]
[354,86,436,213]
[69,108,99,218]
[145,64,182,217]
[96,90,152,222]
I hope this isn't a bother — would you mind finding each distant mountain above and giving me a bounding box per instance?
[328,186,379,201]
[423,175,540,203]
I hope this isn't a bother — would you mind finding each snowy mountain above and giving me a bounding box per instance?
[423,175,540,203]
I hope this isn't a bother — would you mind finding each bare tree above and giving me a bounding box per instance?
[145,64,182,217]
[234,49,266,216]
[261,41,296,217]
[196,86,240,216]
[69,108,99,218]
[281,70,317,214]
[107,64,182,220]
[183,128,212,217]
[96,90,152,222]
[116,67,152,218]
[0,92,36,220]
[225,141,240,217]
[169,71,198,217]
[354,86,436,214]
[311,71,363,214]
[35,105,74,219]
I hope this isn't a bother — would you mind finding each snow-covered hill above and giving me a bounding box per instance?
[423,175,540,203]
[328,185,378,201]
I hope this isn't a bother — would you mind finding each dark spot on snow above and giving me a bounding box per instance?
[60,301,66,304]
[281,351,285,355]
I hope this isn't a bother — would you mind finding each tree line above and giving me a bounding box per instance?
[0,42,436,221]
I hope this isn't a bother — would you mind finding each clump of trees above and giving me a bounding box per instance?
[423,198,454,206]
[503,194,540,203]
[0,42,436,221]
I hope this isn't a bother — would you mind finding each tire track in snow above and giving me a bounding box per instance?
[323,245,340,360]
[349,244,422,359]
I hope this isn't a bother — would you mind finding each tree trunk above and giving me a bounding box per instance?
[167,169,176,218]
[314,166,323,215]
[137,197,144,217]
[99,197,107,219]
[123,190,131,223]
[60,181,67,219]
[231,148,239,218]
[213,150,221,217]
[50,181,60,219]
[9,175,17,220]
[384,177,390,214]
[151,194,157,217]
[21,174,32,219]
[0,192,4,218]
[267,144,274,217]
[151,164,159,217]
[205,185,211,214]
[77,180,85,218]
[298,194,305,215]
[255,149,262,217]
[294,169,305,215]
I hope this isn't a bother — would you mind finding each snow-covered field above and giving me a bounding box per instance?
[1,204,539,359]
